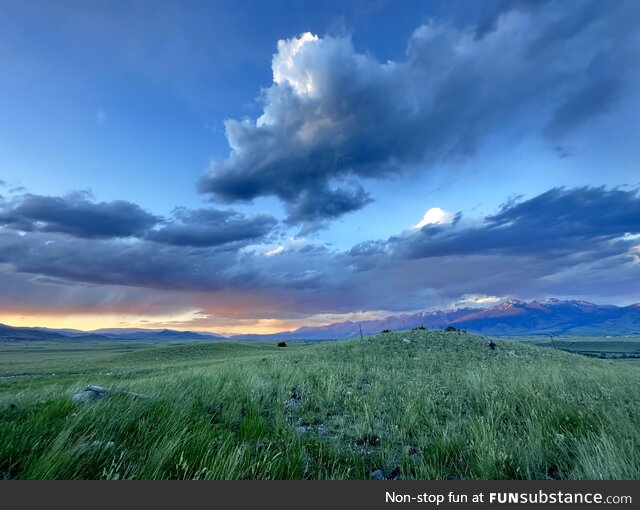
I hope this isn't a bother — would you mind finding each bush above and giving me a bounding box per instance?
[277,341,287,348]
[444,326,457,332]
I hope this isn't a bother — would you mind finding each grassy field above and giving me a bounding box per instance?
[1,331,639,480]
[519,335,640,360]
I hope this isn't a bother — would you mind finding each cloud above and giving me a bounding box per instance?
[147,207,278,247]
[0,230,245,291]
[199,1,639,227]
[1,186,639,322]
[0,192,160,239]
[412,207,455,230]
[0,193,279,248]
[265,246,285,257]
[387,187,640,260]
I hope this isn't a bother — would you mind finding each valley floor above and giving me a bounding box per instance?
[1,331,639,479]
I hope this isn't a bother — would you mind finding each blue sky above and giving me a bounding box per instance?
[1,0,639,333]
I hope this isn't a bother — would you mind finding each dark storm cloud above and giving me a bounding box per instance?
[199,0,639,227]
[147,207,278,247]
[1,186,639,318]
[0,192,280,247]
[375,187,640,260]
[0,192,160,239]
[285,186,372,230]
[0,231,248,291]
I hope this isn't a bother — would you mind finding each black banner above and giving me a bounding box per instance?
[1,480,637,510]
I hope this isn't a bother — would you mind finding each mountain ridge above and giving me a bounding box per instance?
[230,299,640,340]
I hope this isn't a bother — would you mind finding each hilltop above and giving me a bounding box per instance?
[1,330,639,479]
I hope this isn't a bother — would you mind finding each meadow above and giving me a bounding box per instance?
[1,330,639,480]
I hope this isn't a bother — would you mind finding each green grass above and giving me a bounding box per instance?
[520,335,640,360]
[1,331,639,480]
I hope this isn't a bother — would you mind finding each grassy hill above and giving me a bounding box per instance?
[1,330,639,479]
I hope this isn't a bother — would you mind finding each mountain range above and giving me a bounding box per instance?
[1,299,640,342]
[232,299,640,339]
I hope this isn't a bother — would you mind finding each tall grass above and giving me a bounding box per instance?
[1,331,639,479]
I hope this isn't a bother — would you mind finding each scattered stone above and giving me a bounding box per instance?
[369,469,385,480]
[296,425,310,434]
[402,338,411,344]
[508,350,518,357]
[71,384,145,403]
[72,390,100,403]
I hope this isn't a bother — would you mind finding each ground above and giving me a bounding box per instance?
[1,331,639,479]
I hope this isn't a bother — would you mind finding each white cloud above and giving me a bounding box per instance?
[413,207,455,229]
[265,245,285,257]
[272,32,319,95]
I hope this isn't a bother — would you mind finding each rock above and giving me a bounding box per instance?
[402,338,411,344]
[71,384,146,403]
[369,469,385,480]
[71,391,99,403]
[296,425,309,434]
[87,384,109,394]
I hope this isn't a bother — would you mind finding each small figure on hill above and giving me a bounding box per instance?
[277,341,287,348]
[488,341,497,350]
[444,326,457,332]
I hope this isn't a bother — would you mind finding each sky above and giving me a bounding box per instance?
[1,0,639,334]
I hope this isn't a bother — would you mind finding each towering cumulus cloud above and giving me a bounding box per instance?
[199,0,638,230]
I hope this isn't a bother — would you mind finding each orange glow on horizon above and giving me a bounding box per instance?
[0,313,300,336]
[0,309,397,336]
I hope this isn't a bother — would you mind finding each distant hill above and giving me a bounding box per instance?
[93,329,224,340]
[230,299,640,340]
[0,324,223,342]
